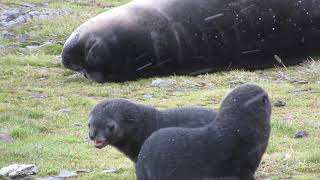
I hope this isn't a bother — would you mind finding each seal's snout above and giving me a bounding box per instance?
[61,31,85,71]
[61,57,84,72]
[93,138,108,149]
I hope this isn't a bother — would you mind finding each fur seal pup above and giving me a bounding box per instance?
[136,84,271,180]
[88,99,217,162]
[62,0,320,82]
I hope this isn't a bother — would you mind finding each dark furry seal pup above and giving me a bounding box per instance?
[62,0,320,82]
[88,99,217,162]
[136,84,271,180]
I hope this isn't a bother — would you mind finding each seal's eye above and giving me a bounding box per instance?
[108,124,115,132]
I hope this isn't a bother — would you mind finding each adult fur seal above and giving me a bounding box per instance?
[136,84,271,180]
[88,99,217,162]
[62,0,320,82]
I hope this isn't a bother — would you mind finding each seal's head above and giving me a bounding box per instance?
[217,83,272,142]
[88,99,141,149]
[61,26,137,83]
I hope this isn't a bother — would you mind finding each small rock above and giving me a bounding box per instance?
[57,170,77,178]
[67,73,84,79]
[83,136,90,143]
[290,89,310,94]
[1,31,15,38]
[0,164,38,178]
[102,169,118,174]
[0,132,13,143]
[39,41,53,48]
[19,34,30,43]
[28,11,41,17]
[57,55,62,63]
[293,80,309,84]
[38,68,49,78]
[4,10,21,21]
[36,170,88,180]
[294,131,308,138]
[26,45,40,50]
[75,169,89,174]
[31,93,47,100]
[273,100,286,107]
[143,94,153,99]
[74,123,83,128]
[151,79,174,87]
[229,80,245,88]
[20,2,35,8]
[36,177,63,180]
[12,15,27,26]
[57,108,71,113]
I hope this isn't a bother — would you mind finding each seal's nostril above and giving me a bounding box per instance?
[89,134,94,140]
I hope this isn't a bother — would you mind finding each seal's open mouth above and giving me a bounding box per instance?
[94,139,108,149]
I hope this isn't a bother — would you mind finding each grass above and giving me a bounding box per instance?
[0,0,320,179]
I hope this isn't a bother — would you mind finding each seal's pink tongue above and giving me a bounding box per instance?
[94,139,107,149]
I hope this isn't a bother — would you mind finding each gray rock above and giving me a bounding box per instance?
[19,34,30,43]
[28,11,40,17]
[294,131,308,138]
[31,93,47,100]
[36,170,88,180]
[26,45,40,50]
[57,170,77,178]
[0,132,13,143]
[38,68,49,78]
[39,41,53,48]
[0,164,38,178]
[0,7,69,29]
[74,123,83,128]
[102,169,118,174]
[57,55,62,63]
[36,177,63,180]
[4,10,21,22]
[83,136,90,143]
[1,31,16,38]
[66,73,84,79]
[6,17,25,28]
[151,79,174,87]
[57,108,71,113]
[273,100,286,107]
[20,2,35,8]
[292,80,309,84]
[143,94,153,99]
[26,42,52,50]
[290,89,310,94]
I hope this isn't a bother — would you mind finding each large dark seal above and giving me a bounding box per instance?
[136,84,271,180]
[88,99,217,162]
[62,0,320,82]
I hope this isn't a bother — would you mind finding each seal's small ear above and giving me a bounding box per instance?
[244,93,269,110]
[244,92,271,121]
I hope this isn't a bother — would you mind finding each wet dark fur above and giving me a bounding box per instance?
[62,0,320,82]
[88,99,217,162]
[136,84,271,180]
